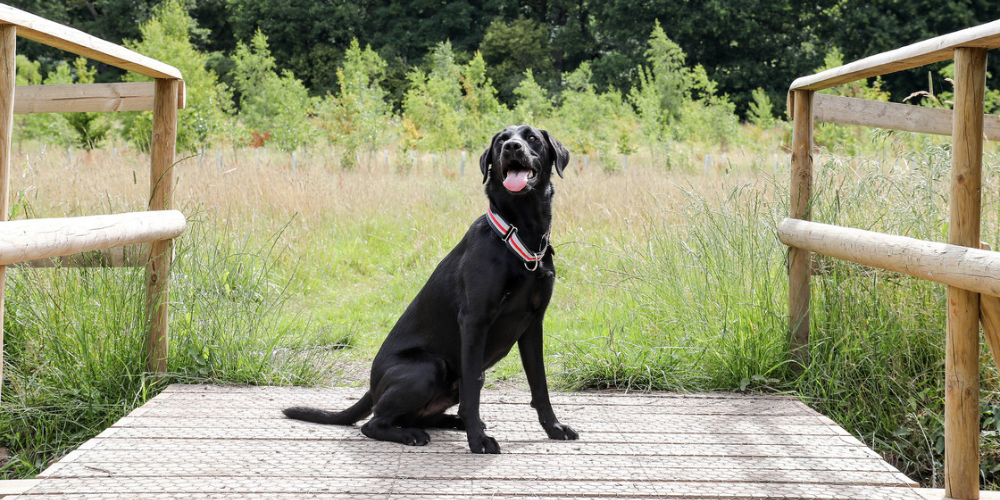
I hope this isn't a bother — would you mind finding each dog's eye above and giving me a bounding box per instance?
[528,136,537,142]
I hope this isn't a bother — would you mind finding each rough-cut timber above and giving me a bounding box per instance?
[0,211,185,266]
[812,93,1000,140]
[14,82,186,114]
[4,384,932,499]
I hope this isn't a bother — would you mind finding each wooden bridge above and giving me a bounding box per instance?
[0,384,951,499]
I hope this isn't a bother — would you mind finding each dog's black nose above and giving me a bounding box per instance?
[503,141,522,152]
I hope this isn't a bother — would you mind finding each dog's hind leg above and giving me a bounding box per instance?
[361,353,454,446]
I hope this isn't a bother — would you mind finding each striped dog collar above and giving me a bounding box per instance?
[486,205,550,271]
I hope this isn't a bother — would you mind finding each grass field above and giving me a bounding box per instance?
[4,134,1000,488]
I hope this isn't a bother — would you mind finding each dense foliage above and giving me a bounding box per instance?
[10,0,1000,119]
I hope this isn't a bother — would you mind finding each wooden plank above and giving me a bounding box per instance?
[788,90,813,363]
[0,211,184,266]
[21,243,149,267]
[813,93,1000,140]
[777,219,1000,297]
[790,19,1000,91]
[14,386,929,500]
[145,78,179,375]
[945,47,987,500]
[0,6,181,80]
[14,82,184,114]
[0,24,14,407]
[0,479,42,496]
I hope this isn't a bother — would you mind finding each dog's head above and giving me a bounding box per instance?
[479,125,569,195]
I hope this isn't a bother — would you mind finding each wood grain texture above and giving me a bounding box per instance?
[14,82,185,114]
[978,243,1000,380]
[945,47,988,500]
[813,93,1000,140]
[788,90,814,362]
[0,5,181,79]
[778,219,1000,297]
[145,79,179,375]
[0,24,14,407]
[790,19,1000,91]
[0,211,184,266]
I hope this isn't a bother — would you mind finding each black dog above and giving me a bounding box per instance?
[283,125,577,454]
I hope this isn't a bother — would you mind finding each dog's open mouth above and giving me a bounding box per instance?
[502,163,537,192]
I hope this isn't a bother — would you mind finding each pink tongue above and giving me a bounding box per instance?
[503,170,530,191]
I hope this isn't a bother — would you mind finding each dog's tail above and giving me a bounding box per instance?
[283,391,374,425]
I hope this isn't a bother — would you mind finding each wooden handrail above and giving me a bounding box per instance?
[790,19,1000,91]
[777,218,1000,297]
[0,5,182,80]
[0,211,185,266]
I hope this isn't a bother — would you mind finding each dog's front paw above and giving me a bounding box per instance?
[544,422,579,441]
[403,429,431,446]
[468,434,501,454]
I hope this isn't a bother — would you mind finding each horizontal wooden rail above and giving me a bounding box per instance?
[24,243,149,267]
[777,218,1000,297]
[813,93,1000,140]
[0,211,185,266]
[14,82,186,114]
[0,5,182,80]
[790,19,1000,91]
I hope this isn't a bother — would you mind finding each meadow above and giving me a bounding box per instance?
[4,130,1000,489]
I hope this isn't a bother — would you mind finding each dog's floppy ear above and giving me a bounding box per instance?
[480,132,501,184]
[541,130,570,178]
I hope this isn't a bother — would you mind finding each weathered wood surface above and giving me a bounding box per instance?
[812,93,1000,140]
[4,384,930,499]
[945,47,988,500]
[0,23,14,413]
[14,82,186,114]
[0,5,182,80]
[788,89,814,362]
[778,218,1000,298]
[0,211,185,267]
[790,19,1000,91]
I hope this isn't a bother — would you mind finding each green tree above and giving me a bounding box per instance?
[554,62,634,158]
[318,39,395,169]
[459,51,508,149]
[512,69,553,124]
[401,41,465,153]
[747,88,776,129]
[479,16,553,105]
[122,0,233,152]
[231,29,319,152]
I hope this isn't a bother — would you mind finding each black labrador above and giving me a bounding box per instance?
[283,125,577,454]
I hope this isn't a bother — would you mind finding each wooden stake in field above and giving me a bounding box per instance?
[788,89,814,363]
[146,78,180,374]
[945,46,987,500]
[0,24,15,404]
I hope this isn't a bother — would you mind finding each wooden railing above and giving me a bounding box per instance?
[783,19,1000,500]
[0,5,185,405]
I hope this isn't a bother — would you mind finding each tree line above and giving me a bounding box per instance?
[9,0,1000,162]
[13,0,1000,117]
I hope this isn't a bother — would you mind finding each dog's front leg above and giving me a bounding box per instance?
[457,313,500,454]
[518,322,578,441]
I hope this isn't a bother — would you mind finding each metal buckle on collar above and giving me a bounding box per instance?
[503,225,517,243]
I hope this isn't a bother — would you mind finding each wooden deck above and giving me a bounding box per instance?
[4,384,938,499]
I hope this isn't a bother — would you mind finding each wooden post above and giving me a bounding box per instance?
[788,90,814,363]
[0,24,14,404]
[945,47,987,500]
[146,78,179,375]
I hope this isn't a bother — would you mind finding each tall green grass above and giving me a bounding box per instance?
[0,216,328,478]
[555,138,1000,487]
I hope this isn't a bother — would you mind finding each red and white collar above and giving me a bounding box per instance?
[486,205,550,270]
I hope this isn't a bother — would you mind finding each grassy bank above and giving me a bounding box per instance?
[3,135,1000,487]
